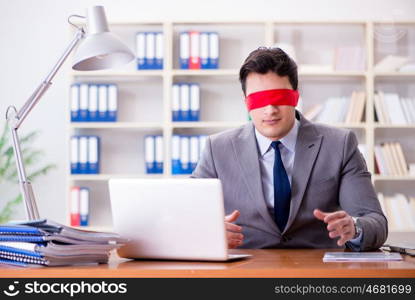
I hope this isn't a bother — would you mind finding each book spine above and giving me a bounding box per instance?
[80,187,89,226]
[88,84,98,122]
[79,83,89,122]
[189,31,200,69]
[145,135,155,174]
[136,32,146,69]
[107,84,118,122]
[171,135,181,174]
[155,135,164,174]
[179,32,190,69]
[70,84,80,122]
[190,84,200,121]
[70,186,80,226]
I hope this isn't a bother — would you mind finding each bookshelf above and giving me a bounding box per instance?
[67,20,415,234]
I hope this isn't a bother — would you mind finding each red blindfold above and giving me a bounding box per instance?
[245,89,299,111]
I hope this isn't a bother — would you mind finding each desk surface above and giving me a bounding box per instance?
[1,249,415,278]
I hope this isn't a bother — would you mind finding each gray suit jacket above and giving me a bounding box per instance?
[191,113,388,251]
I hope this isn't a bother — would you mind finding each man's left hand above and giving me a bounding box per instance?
[313,209,356,246]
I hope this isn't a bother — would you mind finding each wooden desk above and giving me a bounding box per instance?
[1,249,415,278]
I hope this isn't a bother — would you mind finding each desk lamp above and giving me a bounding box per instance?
[5,6,134,220]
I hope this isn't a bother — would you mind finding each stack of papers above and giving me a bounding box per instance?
[323,252,403,262]
[0,219,127,267]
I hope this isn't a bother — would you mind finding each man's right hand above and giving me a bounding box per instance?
[225,210,244,248]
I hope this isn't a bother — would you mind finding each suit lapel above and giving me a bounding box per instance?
[283,115,323,233]
[231,123,280,237]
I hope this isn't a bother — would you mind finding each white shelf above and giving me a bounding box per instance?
[374,21,415,25]
[172,69,238,76]
[172,69,368,77]
[69,122,163,129]
[174,122,365,129]
[172,121,247,128]
[373,175,415,181]
[273,20,367,25]
[374,72,415,77]
[322,123,367,129]
[70,70,373,78]
[374,124,415,129]
[299,71,367,77]
[69,174,164,181]
[71,70,163,77]
[70,121,248,130]
[170,174,192,178]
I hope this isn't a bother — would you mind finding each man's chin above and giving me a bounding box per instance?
[260,128,283,140]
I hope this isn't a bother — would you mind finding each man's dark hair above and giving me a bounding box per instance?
[239,47,298,95]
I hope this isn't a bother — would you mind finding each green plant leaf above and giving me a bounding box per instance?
[0,149,14,179]
[27,165,55,181]
[23,150,44,166]
[0,127,55,223]
[0,124,8,153]
[2,145,14,157]
[0,194,22,224]
[3,151,50,181]
[20,131,39,146]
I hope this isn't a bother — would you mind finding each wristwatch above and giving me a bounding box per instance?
[352,217,363,239]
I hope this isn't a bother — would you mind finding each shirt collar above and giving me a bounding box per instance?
[255,118,300,157]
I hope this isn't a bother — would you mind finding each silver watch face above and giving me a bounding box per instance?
[352,217,362,237]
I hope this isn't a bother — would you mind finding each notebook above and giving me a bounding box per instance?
[0,219,126,267]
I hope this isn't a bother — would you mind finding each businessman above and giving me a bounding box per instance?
[191,47,387,251]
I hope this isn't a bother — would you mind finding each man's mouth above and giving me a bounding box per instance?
[263,119,281,125]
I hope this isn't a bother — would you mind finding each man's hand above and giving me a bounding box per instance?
[225,210,244,249]
[313,209,356,246]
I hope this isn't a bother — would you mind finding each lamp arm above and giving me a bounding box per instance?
[5,27,85,220]
[14,28,85,129]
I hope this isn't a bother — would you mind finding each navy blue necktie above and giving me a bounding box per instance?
[271,141,291,232]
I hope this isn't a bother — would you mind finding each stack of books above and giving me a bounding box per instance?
[71,135,100,174]
[304,91,366,124]
[172,83,200,121]
[378,193,415,231]
[374,92,415,124]
[180,31,219,69]
[71,83,118,122]
[374,142,408,175]
[135,32,163,70]
[0,219,125,267]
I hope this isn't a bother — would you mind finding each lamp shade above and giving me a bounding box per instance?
[72,6,134,71]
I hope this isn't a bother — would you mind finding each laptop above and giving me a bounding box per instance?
[108,178,251,261]
[382,243,415,257]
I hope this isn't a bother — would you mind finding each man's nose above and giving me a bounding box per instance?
[263,104,279,114]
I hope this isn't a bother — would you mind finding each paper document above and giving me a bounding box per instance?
[323,252,403,262]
